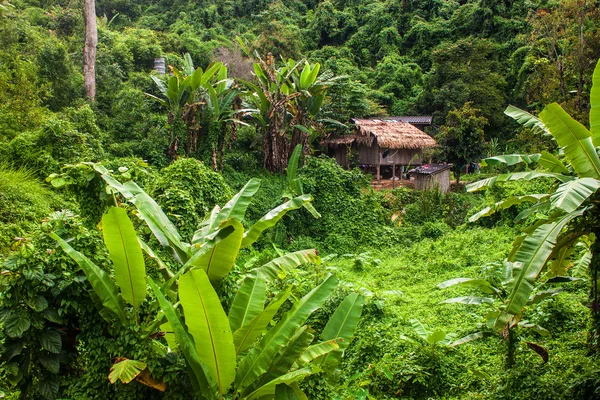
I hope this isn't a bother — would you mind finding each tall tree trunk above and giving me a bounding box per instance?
[83,0,97,101]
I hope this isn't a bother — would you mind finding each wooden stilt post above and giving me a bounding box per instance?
[392,162,396,189]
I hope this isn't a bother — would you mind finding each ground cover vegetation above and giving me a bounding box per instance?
[2,0,600,398]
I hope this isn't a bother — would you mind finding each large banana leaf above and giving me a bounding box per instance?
[483,154,541,167]
[318,293,364,370]
[274,383,307,399]
[148,278,216,399]
[241,195,313,248]
[51,233,127,325]
[297,340,339,366]
[235,275,337,390]
[504,105,551,136]
[437,278,500,295]
[228,274,267,333]
[100,178,190,263]
[233,288,291,355]
[590,60,600,146]
[179,270,236,397]
[498,209,585,327]
[540,103,600,179]
[550,178,600,213]
[251,326,314,391]
[245,367,318,400]
[468,194,549,223]
[192,219,244,281]
[466,171,573,192]
[138,238,173,280]
[102,207,146,308]
[257,250,320,280]
[211,179,261,232]
[538,151,569,174]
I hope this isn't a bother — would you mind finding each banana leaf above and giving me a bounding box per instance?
[179,270,236,397]
[138,238,173,280]
[466,171,573,192]
[437,278,500,295]
[469,194,549,223]
[319,293,364,370]
[233,287,291,355]
[483,154,541,167]
[497,209,585,328]
[192,219,244,281]
[274,383,307,399]
[241,195,313,248]
[257,250,320,280]
[441,296,495,306]
[550,178,600,213]
[540,103,600,179]
[102,207,146,308]
[538,151,569,174]
[297,340,339,367]
[504,105,551,136]
[228,274,267,333]
[213,178,261,230]
[235,275,337,390]
[51,233,127,325]
[148,278,216,399]
[245,367,318,400]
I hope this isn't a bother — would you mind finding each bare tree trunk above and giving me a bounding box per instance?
[83,0,97,101]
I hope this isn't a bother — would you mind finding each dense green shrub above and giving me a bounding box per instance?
[0,166,66,251]
[151,158,233,240]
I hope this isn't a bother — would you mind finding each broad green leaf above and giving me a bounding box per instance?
[319,293,364,370]
[148,277,217,399]
[193,219,244,281]
[39,353,60,374]
[102,207,147,308]
[119,181,189,263]
[500,209,585,326]
[179,269,236,397]
[28,295,48,312]
[483,154,541,167]
[550,178,600,213]
[441,296,495,306]
[233,288,291,356]
[469,194,549,222]
[39,329,61,353]
[572,249,592,277]
[4,312,30,338]
[549,245,574,276]
[298,340,339,366]
[251,326,315,392]
[108,359,147,384]
[466,171,573,192]
[527,289,563,305]
[51,233,127,325]
[428,330,448,345]
[245,366,318,400]
[228,274,267,333]
[519,321,551,337]
[39,379,59,400]
[450,331,490,347]
[236,275,337,390]
[257,250,320,280]
[540,103,600,178]
[242,195,313,248]
[287,145,302,184]
[211,178,261,232]
[410,319,431,341]
[590,60,600,145]
[275,383,307,399]
[437,278,500,295]
[160,322,178,352]
[504,105,550,136]
[539,151,569,174]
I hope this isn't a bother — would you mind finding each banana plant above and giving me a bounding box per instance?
[438,261,564,365]
[467,60,600,345]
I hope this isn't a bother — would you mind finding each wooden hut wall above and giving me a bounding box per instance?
[413,170,451,193]
[331,146,349,167]
[356,144,423,165]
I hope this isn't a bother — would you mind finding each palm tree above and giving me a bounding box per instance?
[468,59,600,349]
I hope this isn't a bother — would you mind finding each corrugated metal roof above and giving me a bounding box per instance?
[408,163,452,175]
[386,116,433,124]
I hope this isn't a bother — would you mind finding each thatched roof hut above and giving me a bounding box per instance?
[322,119,437,177]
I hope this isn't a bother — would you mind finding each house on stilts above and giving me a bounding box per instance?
[322,118,438,181]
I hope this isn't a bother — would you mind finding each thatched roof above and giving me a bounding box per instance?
[387,116,433,125]
[323,119,437,150]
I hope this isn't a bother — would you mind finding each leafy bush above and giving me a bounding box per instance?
[151,158,233,240]
[0,166,66,250]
